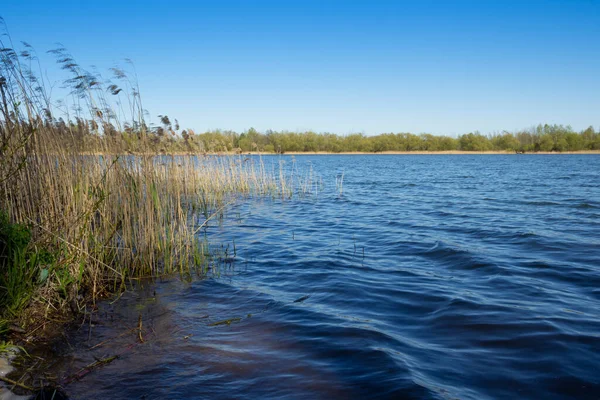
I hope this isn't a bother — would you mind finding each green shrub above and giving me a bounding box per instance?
[0,211,44,319]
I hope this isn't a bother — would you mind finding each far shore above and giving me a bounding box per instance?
[82,150,600,156]
[267,150,600,155]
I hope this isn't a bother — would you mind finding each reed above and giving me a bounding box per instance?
[0,32,300,329]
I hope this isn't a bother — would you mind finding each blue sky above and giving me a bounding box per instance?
[2,0,599,136]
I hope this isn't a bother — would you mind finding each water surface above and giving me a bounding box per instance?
[46,155,600,399]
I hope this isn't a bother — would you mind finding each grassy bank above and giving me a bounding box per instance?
[0,38,303,339]
[1,152,291,326]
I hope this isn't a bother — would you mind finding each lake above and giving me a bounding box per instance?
[41,155,600,399]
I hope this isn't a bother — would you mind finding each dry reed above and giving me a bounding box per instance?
[0,29,306,327]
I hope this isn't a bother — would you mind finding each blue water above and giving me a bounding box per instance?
[56,155,600,399]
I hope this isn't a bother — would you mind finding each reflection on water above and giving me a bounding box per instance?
[25,155,600,399]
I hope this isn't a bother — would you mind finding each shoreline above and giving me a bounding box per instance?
[270,150,600,155]
[81,150,600,156]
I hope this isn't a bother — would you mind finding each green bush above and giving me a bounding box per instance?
[0,212,44,319]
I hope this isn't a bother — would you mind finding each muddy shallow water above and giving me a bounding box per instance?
[12,155,600,399]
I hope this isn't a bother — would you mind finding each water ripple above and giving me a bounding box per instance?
[53,155,600,400]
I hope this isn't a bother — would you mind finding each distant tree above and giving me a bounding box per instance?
[564,132,583,151]
[459,132,491,151]
[491,132,520,151]
[537,134,554,151]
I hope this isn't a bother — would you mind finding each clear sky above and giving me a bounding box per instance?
[2,0,599,136]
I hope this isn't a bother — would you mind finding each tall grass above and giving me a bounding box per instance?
[0,31,299,328]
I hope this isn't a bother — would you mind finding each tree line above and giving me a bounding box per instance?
[51,121,599,154]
